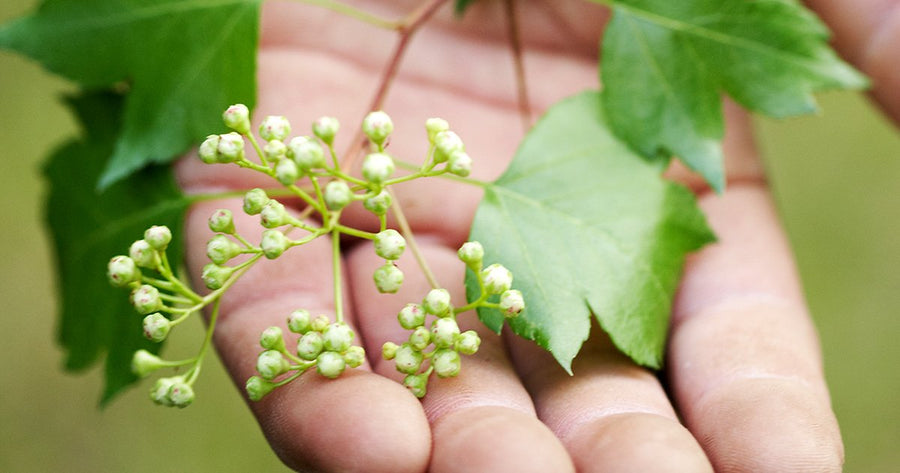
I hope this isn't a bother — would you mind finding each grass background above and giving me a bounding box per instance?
[1,1,897,471]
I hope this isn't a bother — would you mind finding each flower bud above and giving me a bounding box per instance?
[260,229,290,259]
[243,188,269,215]
[217,132,245,163]
[312,116,339,145]
[394,344,424,375]
[499,289,525,318]
[362,110,393,146]
[131,349,166,377]
[150,377,178,406]
[397,303,425,330]
[456,330,481,355]
[206,234,242,265]
[129,239,158,269]
[256,350,290,380]
[259,115,291,142]
[324,180,353,211]
[201,263,233,290]
[433,130,464,164]
[311,314,331,333]
[108,255,141,288]
[425,117,450,143]
[408,326,431,351]
[131,284,162,315]
[287,136,326,171]
[297,331,324,360]
[431,317,460,349]
[208,208,235,234]
[245,375,276,401]
[223,104,251,134]
[422,288,451,316]
[275,157,300,185]
[373,263,404,294]
[403,373,428,398]
[482,263,513,295]
[343,346,366,368]
[142,313,171,342]
[167,380,195,408]
[323,323,354,353]
[144,225,172,250]
[362,152,395,183]
[432,349,462,378]
[374,229,406,261]
[457,241,484,269]
[287,309,312,334]
[363,189,392,216]
[382,342,399,360]
[198,135,220,164]
[263,139,287,161]
[448,150,472,177]
[260,200,288,228]
[316,351,346,379]
[259,326,285,351]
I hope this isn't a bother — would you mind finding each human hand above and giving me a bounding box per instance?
[174,1,886,471]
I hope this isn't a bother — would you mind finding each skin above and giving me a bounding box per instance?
[175,1,900,471]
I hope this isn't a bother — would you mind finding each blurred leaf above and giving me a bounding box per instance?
[595,0,868,191]
[44,92,191,404]
[468,91,715,371]
[0,0,261,189]
[454,0,477,16]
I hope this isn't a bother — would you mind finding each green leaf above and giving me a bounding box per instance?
[468,91,715,371]
[595,0,868,191]
[45,92,191,404]
[454,0,477,16]
[0,0,261,189]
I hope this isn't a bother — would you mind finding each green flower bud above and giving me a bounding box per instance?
[499,289,525,318]
[382,341,399,360]
[324,180,353,211]
[425,117,450,143]
[201,263,233,290]
[131,349,166,378]
[310,314,331,333]
[264,139,287,161]
[430,317,460,349]
[432,349,461,378]
[167,380,195,408]
[316,351,346,379]
[373,263,404,294]
[287,309,312,334]
[448,150,472,177]
[403,373,428,398]
[394,344,424,375]
[374,229,405,260]
[142,313,171,342]
[246,375,276,401]
[408,326,431,351]
[260,229,290,259]
[259,326,285,351]
[150,377,178,406]
[275,157,300,185]
[433,130,464,164]
[482,264,513,295]
[108,255,141,288]
[131,284,162,315]
[223,104,251,134]
[397,303,426,330]
[456,330,481,355]
[422,288,451,316]
[260,200,288,228]
[144,225,172,251]
[243,188,269,215]
[129,239,158,269]
[199,135,220,164]
[362,152,395,184]
[208,208,235,234]
[322,323,354,353]
[287,136,326,171]
[217,132,245,163]
[206,234,242,265]
[457,241,484,269]
[312,116,339,145]
[297,331,324,361]
[259,115,291,142]
[343,346,366,368]
[363,189,392,216]
[362,110,393,146]
[256,350,290,380]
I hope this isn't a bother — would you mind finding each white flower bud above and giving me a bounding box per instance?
[259,326,285,351]
[201,263,234,290]
[144,225,172,251]
[432,348,461,378]
[425,117,450,143]
[316,351,346,379]
[422,288,451,316]
[208,208,235,234]
[216,132,245,163]
[482,263,512,295]
[287,136,326,171]
[297,331,324,361]
[264,139,287,161]
[206,234,241,265]
[394,344,424,375]
[312,116,339,145]
[259,115,291,142]
[324,180,353,211]
[245,375,276,401]
[275,157,300,185]
[408,326,431,351]
[131,284,162,315]
[223,104,251,134]
[129,239,158,269]
[142,313,171,342]
[433,130,464,164]
[457,241,484,268]
[322,323,354,353]
[363,189,392,216]
[499,289,525,318]
[150,377,178,406]
[107,255,141,288]
[373,263,404,294]
[167,380,195,408]
[131,349,165,378]
[310,314,330,333]
[397,303,425,330]
[343,346,366,368]
[456,330,481,355]
[260,229,290,259]
[362,152,395,183]
[362,110,393,146]
[403,373,428,398]
[198,135,220,164]
[256,350,290,380]
[287,309,312,334]
[382,342,399,360]
[260,200,288,228]
[448,150,472,177]
[374,229,405,260]
[430,317,460,349]
[243,188,269,215]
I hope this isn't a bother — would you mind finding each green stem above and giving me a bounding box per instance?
[245,133,270,168]
[389,189,440,289]
[336,224,377,240]
[332,229,344,323]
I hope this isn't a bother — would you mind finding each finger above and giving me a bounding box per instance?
[345,239,575,472]
[667,186,843,472]
[181,198,431,473]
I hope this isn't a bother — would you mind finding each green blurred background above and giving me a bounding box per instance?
[1,2,897,472]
